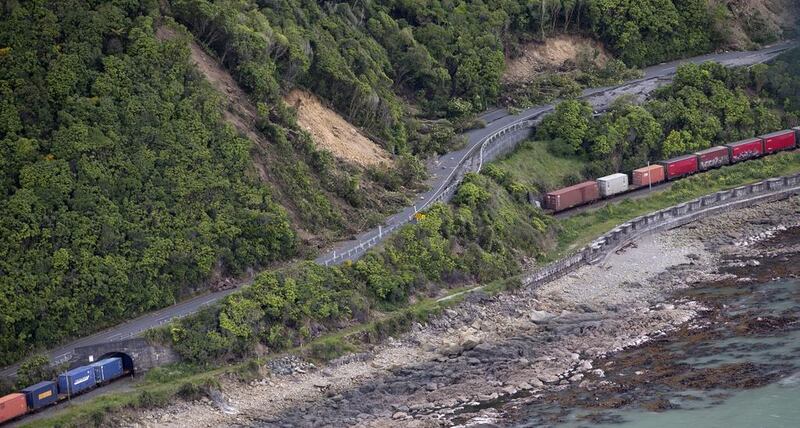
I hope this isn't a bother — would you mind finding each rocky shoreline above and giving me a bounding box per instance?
[123,197,800,428]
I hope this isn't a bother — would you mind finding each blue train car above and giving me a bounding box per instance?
[89,357,123,383]
[58,366,96,396]
[20,381,58,410]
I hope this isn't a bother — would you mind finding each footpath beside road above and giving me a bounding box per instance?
[1,40,795,378]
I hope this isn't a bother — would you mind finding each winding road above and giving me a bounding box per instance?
[1,40,795,378]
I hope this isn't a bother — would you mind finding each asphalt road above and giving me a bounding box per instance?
[314,39,796,264]
[1,40,795,378]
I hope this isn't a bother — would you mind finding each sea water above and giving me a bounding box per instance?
[549,278,800,428]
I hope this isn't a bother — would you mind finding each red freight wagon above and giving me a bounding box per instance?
[659,154,698,180]
[545,181,600,211]
[0,393,27,423]
[631,165,665,187]
[761,130,796,154]
[695,146,730,171]
[725,137,763,163]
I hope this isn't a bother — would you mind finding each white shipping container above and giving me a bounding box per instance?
[597,173,629,197]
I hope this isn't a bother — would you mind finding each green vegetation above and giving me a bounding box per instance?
[9,170,782,428]
[150,172,555,362]
[538,52,800,177]
[1,0,795,368]
[588,0,714,67]
[0,0,416,367]
[0,2,298,365]
[168,0,782,152]
[14,355,59,391]
[487,141,588,193]
[32,148,800,427]
[156,49,800,365]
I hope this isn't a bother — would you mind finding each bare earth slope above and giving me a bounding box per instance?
[717,0,800,49]
[285,89,392,168]
[502,35,610,85]
[154,26,293,211]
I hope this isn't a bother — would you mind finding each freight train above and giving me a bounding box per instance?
[0,357,128,424]
[545,127,800,212]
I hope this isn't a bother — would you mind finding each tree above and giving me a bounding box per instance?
[16,354,54,388]
[662,129,693,158]
[453,180,490,207]
[538,99,593,154]
[589,100,662,171]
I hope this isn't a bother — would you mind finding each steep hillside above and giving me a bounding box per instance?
[1,0,796,368]
[166,0,797,142]
[0,2,297,364]
[502,35,611,86]
[154,24,405,241]
[284,89,393,168]
[711,0,799,48]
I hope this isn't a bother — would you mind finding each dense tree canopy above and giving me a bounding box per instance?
[169,0,765,154]
[1,0,794,366]
[0,1,296,365]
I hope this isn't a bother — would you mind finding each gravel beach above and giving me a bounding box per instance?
[122,197,800,428]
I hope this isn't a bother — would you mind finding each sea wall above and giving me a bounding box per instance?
[521,174,800,287]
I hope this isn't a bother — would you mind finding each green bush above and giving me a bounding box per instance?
[164,175,558,363]
[306,337,357,362]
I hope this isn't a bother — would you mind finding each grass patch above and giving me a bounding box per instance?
[493,140,588,192]
[304,337,359,363]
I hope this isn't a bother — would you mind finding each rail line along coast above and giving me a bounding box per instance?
[0,40,795,391]
[543,128,800,212]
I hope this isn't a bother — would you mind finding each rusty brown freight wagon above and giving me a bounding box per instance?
[545,181,600,212]
[631,165,665,187]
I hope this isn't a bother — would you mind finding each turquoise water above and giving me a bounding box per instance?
[516,278,800,428]
[551,373,800,428]
[595,377,800,428]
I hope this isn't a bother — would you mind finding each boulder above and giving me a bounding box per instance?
[529,378,544,388]
[459,335,481,351]
[529,310,556,323]
[392,412,409,420]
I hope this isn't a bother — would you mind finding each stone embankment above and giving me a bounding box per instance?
[522,173,800,289]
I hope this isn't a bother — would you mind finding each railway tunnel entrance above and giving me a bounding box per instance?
[72,338,179,374]
[94,351,135,375]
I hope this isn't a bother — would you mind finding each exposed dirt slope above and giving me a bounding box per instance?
[502,35,610,85]
[713,0,799,49]
[284,89,392,168]
[155,26,308,233]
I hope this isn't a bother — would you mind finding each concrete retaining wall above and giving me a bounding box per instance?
[72,338,180,374]
[521,173,800,287]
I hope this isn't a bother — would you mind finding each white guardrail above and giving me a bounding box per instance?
[320,117,542,266]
